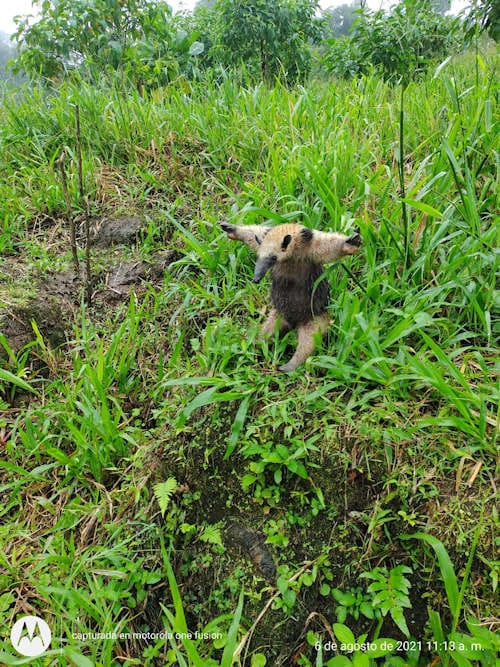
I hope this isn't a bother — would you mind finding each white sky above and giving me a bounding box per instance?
[0,0,469,37]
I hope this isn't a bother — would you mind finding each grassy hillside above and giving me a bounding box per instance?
[0,52,498,666]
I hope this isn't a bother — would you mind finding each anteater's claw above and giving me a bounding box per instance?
[220,220,236,235]
[346,231,362,247]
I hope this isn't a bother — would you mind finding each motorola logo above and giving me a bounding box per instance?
[10,615,52,657]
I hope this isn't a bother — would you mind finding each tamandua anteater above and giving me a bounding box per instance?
[220,221,361,371]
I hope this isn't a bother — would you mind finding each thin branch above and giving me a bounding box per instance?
[56,148,79,275]
[75,104,92,305]
[75,105,85,207]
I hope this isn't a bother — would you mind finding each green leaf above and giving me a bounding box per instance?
[390,607,410,638]
[450,632,492,657]
[359,603,374,620]
[428,609,445,645]
[401,533,459,614]
[363,638,397,657]
[302,572,314,587]
[220,589,244,667]
[465,620,500,649]
[333,623,355,645]
[0,367,37,393]
[188,41,204,56]
[224,395,251,459]
[332,590,357,606]
[337,605,347,623]
[401,198,443,218]
[448,651,473,667]
[326,657,352,666]
[45,445,73,465]
[153,478,178,516]
[433,55,452,78]
[352,652,369,667]
[177,386,248,427]
[200,525,223,547]
[241,473,257,489]
[64,650,95,667]
[161,540,205,667]
[0,592,15,613]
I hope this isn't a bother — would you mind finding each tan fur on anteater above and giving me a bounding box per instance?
[220,221,361,371]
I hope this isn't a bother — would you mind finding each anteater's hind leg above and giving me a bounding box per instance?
[278,314,330,372]
[260,308,291,338]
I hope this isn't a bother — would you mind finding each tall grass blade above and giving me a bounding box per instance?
[401,533,459,616]
[0,368,37,394]
[220,589,245,666]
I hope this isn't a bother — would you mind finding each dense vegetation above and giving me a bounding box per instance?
[0,1,498,666]
[9,0,481,84]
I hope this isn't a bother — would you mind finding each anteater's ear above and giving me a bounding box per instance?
[255,228,270,245]
[281,234,292,251]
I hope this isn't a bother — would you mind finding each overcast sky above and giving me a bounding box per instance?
[0,0,467,37]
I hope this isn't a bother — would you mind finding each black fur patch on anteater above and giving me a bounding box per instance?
[300,227,314,242]
[271,261,330,328]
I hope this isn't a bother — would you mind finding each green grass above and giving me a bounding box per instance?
[0,50,498,666]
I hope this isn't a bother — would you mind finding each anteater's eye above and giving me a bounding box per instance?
[255,235,261,245]
[281,234,292,251]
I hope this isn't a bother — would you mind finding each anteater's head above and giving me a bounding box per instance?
[252,224,360,283]
[252,224,309,283]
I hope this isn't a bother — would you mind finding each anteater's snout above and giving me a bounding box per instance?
[253,255,276,283]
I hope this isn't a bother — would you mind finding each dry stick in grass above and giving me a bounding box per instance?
[303,611,338,653]
[234,558,320,661]
[56,149,79,275]
[75,104,92,305]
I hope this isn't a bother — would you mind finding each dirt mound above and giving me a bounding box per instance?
[0,250,176,357]
[40,269,81,299]
[107,251,175,291]
[90,216,144,248]
[0,294,68,357]
[94,250,177,304]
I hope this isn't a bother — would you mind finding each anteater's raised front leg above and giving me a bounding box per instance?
[279,314,330,372]
[219,221,270,252]
[304,229,362,264]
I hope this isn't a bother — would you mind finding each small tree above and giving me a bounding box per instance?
[213,0,322,83]
[323,0,461,81]
[11,0,203,84]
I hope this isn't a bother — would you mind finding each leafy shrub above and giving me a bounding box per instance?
[212,0,323,84]
[11,0,204,85]
[323,0,462,81]
[462,0,500,43]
